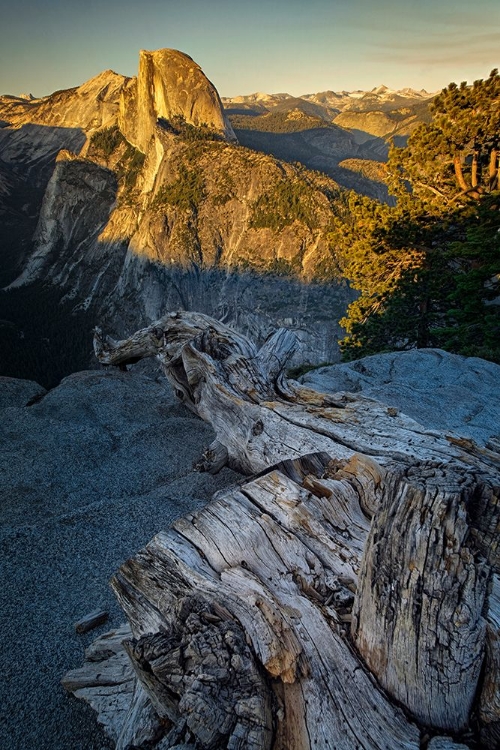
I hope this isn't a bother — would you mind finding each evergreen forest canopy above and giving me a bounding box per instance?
[338,69,500,363]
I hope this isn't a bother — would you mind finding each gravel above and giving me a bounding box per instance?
[0,369,241,750]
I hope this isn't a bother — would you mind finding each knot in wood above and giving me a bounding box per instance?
[252,419,264,437]
[124,594,273,749]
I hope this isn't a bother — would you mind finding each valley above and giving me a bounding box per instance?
[1,49,497,390]
[224,84,433,200]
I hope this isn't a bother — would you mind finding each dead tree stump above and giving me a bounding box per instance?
[63,312,500,749]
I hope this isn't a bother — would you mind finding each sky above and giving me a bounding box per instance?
[0,0,498,99]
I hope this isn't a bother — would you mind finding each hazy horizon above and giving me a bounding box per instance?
[1,0,498,99]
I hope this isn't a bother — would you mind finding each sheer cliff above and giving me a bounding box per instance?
[1,49,354,386]
[118,48,235,151]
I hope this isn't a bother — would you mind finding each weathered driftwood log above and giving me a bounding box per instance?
[94,313,499,475]
[75,312,500,748]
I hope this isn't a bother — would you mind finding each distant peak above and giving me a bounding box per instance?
[76,69,128,94]
[370,85,391,95]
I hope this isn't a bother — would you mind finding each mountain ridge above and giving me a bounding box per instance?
[222,85,435,114]
[0,48,357,386]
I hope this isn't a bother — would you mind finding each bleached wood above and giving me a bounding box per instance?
[63,626,137,740]
[109,472,420,749]
[94,312,498,475]
[63,624,165,748]
[352,462,496,731]
[74,312,500,747]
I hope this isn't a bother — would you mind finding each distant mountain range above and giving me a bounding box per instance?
[223,84,434,116]
[222,86,435,201]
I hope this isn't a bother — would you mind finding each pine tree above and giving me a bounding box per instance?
[339,70,500,363]
[387,70,500,204]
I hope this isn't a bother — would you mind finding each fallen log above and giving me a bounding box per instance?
[64,312,500,748]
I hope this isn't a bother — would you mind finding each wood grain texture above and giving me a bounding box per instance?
[110,469,420,749]
[479,574,500,747]
[352,462,494,731]
[69,312,500,747]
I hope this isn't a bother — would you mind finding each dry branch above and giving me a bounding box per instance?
[63,312,500,748]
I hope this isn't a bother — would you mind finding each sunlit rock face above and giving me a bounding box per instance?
[0,70,128,131]
[119,49,236,152]
[1,48,354,375]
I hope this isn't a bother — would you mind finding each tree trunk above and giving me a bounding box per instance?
[471,147,479,188]
[417,296,429,348]
[454,152,468,192]
[65,312,500,749]
[489,146,498,191]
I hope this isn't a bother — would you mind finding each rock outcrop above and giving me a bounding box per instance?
[300,348,500,447]
[0,71,127,282]
[119,49,236,152]
[0,375,46,408]
[0,70,128,131]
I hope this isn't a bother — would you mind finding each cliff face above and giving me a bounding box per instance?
[9,151,119,296]
[1,49,355,380]
[333,109,426,141]
[16,128,353,364]
[0,70,128,282]
[119,49,236,152]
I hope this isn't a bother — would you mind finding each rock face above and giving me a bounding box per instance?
[0,375,46,408]
[0,71,126,282]
[0,70,128,131]
[300,348,500,446]
[7,131,353,367]
[1,48,358,388]
[119,49,236,152]
[9,151,118,290]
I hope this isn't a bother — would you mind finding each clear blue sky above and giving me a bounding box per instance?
[1,0,498,98]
